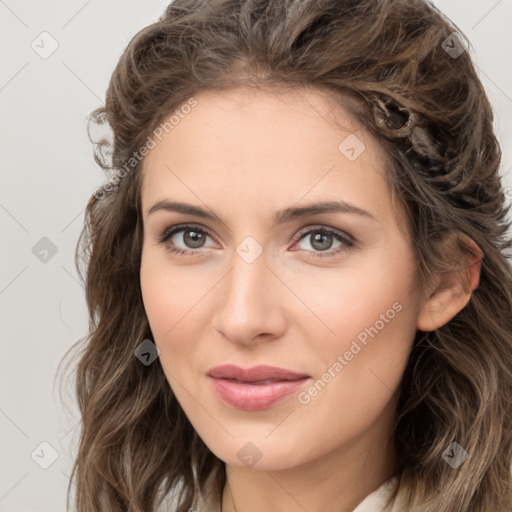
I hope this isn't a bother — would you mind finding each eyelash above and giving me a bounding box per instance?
[156,223,355,258]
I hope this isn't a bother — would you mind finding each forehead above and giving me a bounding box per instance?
[140,85,404,233]
[142,86,386,182]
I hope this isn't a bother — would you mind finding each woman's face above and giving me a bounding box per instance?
[139,86,423,470]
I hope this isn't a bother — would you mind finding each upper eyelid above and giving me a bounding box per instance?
[158,223,216,243]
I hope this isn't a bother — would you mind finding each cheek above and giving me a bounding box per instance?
[139,255,219,384]
[294,252,418,413]
[140,258,173,338]
[291,249,418,353]
[140,253,213,338]
[287,292,416,465]
[309,284,415,397]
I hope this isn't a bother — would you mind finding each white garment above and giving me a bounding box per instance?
[193,475,400,512]
[352,477,399,512]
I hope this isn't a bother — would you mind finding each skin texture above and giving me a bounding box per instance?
[139,86,482,512]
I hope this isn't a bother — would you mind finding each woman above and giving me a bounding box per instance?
[60,0,512,510]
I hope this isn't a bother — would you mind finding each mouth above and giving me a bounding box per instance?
[207,364,311,410]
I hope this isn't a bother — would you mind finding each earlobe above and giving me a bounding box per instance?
[416,233,483,333]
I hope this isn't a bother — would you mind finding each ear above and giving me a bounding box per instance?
[416,233,483,332]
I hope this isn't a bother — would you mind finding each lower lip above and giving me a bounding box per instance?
[208,376,310,411]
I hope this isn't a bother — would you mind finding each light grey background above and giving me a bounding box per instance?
[1,1,511,511]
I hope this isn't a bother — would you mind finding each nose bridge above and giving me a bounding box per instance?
[225,238,269,317]
[213,235,283,343]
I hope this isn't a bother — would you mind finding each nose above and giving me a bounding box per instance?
[211,244,287,347]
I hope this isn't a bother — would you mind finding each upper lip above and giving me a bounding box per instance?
[208,364,310,382]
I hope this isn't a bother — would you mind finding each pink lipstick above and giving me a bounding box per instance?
[207,364,310,411]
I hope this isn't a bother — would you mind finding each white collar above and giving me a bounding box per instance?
[352,477,399,512]
[195,475,400,512]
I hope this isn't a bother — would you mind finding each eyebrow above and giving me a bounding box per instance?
[147,200,378,226]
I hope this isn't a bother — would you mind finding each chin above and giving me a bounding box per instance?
[199,432,310,471]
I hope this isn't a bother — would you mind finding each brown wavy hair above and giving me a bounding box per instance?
[58,0,512,510]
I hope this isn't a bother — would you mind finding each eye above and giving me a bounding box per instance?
[156,223,355,258]
[157,223,216,256]
[291,226,354,258]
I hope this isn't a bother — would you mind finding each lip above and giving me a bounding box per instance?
[208,364,310,382]
[207,364,311,411]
